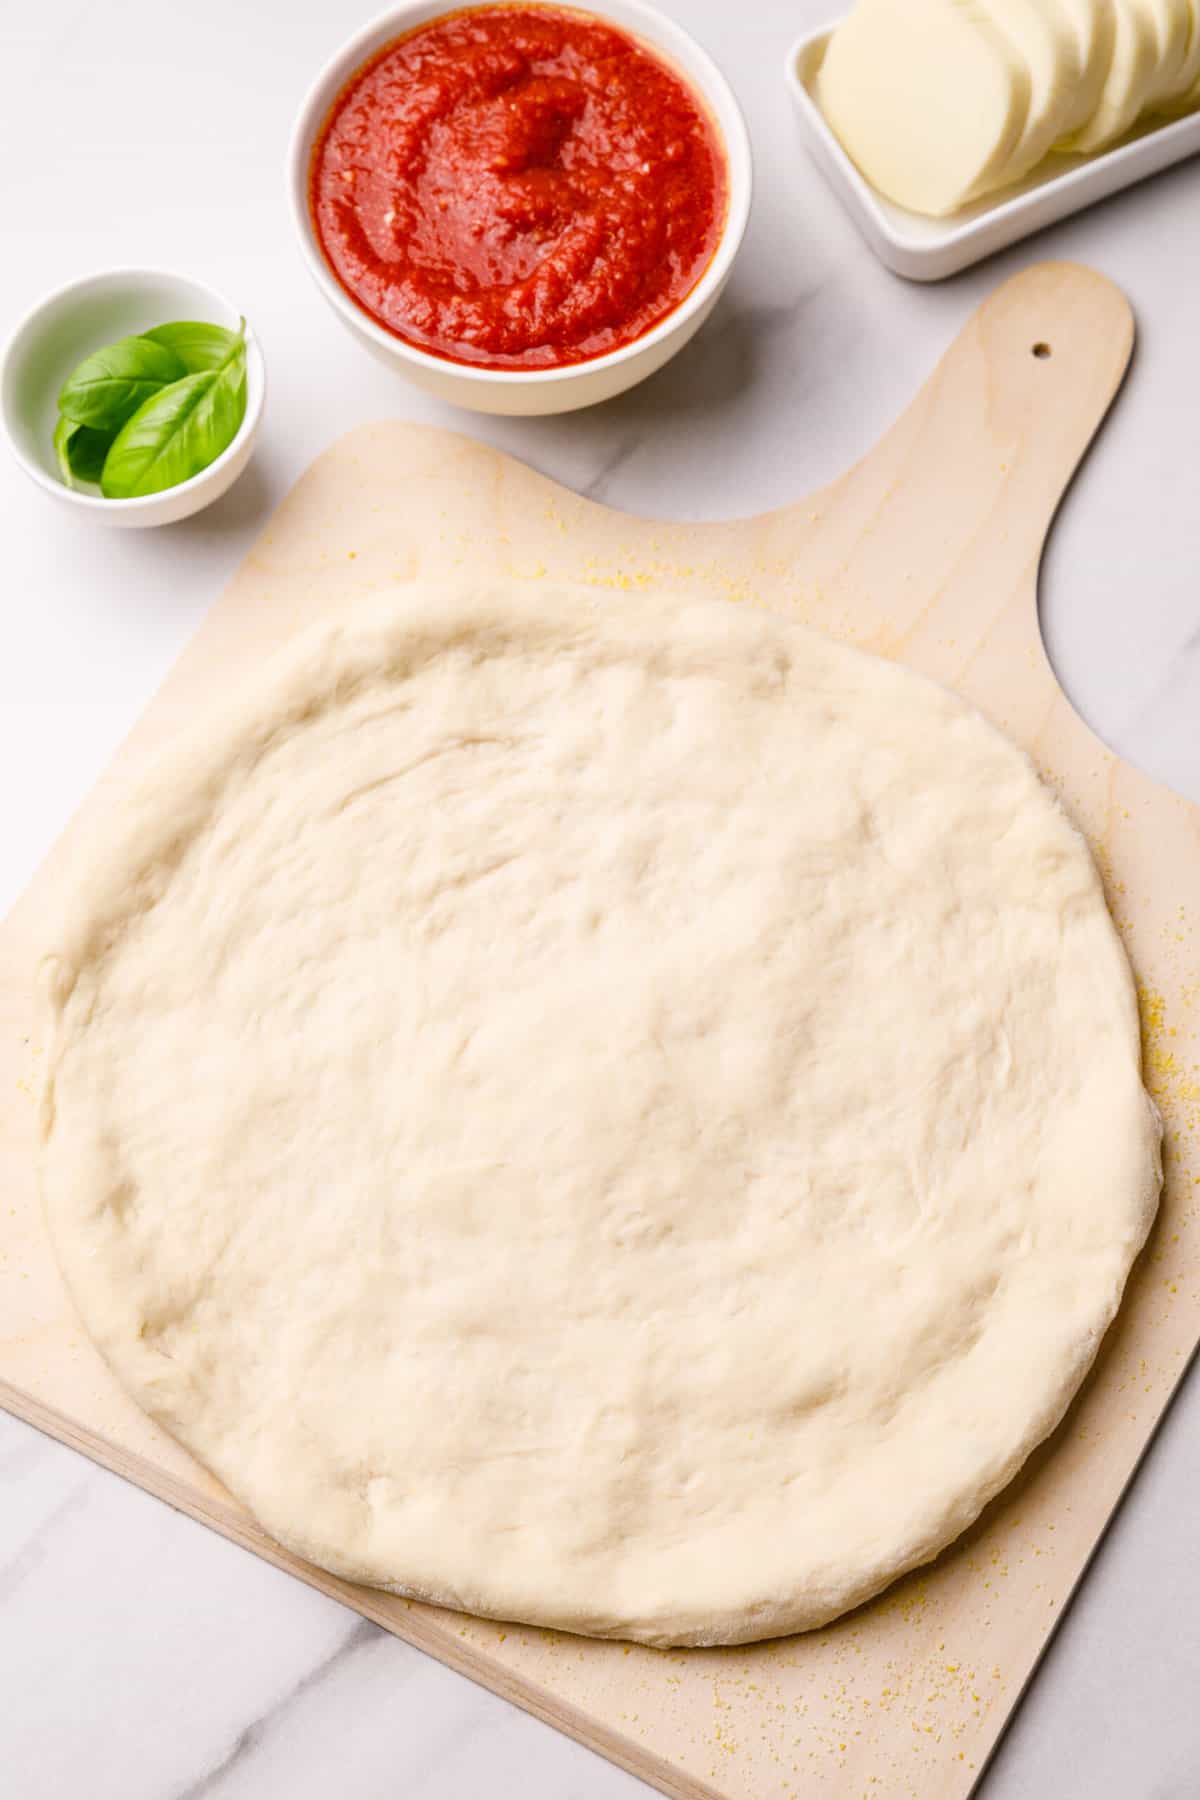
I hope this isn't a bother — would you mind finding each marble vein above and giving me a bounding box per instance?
[578,432,645,502]
[0,1475,92,1605]
[171,1618,378,1800]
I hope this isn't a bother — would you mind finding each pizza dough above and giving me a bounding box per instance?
[39,584,1161,1647]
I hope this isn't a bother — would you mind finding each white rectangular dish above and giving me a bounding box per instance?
[787,21,1200,281]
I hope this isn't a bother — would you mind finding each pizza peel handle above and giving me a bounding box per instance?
[732,261,1136,740]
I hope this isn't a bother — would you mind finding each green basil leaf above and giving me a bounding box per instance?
[53,416,115,488]
[143,319,243,373]
[54,416,82,488]
[100,342,247,499]
[58,336,188,431]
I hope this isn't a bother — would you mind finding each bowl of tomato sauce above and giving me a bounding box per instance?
[288,0,751,415]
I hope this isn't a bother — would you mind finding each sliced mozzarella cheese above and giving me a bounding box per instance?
[1065,0,1161,148]
[1052,0,1118,139]
[1170,71,1200,107]
[818,0,1031,217]
[1151,0,1200,106]
[1159,68,1200,111]
[1146,0,1192,101]
[978,0,1087,184]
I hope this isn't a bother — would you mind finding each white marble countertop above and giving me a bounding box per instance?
[3,3,1199,1796]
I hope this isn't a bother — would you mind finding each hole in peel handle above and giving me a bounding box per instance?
[960,264,1135,535]
[948,267,1137,690]
[764,265,1134,613]
[805,264,1139,671]
[982,265,1133,406]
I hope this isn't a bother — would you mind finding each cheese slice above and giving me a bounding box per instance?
[1052,0,1119,140]
[1142,0,1192,103]
[1150,0,1200,105]
[1065,0,1161,148]
[978,0,1087,185]
[818,0,1030,216]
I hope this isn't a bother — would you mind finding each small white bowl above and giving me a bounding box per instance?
[288,0,752,416]
[787,20,1200,282]
[1,268,265,527]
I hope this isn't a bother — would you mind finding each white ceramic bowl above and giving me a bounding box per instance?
[288,0,752,415]
[0,269,265,527]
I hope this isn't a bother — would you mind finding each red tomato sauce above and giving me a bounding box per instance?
[310,5,728,369]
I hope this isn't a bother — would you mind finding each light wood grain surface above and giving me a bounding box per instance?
[2,262,1197,1800]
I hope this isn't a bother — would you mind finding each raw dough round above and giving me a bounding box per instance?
[39,585,1160,1646]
